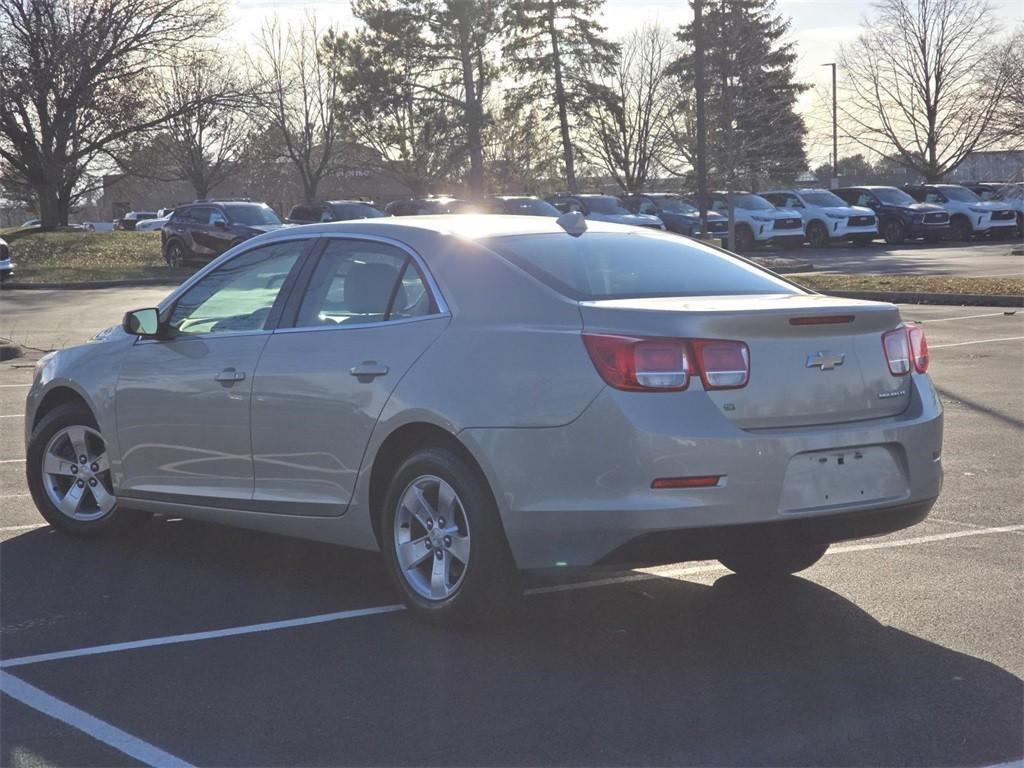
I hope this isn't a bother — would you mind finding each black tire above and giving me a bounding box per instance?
[26,403,151,536]
[380,446,519,626]
[733,225,755,252]
[882,219,905,245]
[718,535,828,578]
[806,220,830,248]
[164,239,186,267]
[949,216,972,242]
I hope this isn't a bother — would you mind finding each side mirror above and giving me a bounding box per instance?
[213,219,227,229]
[123,308,161,337]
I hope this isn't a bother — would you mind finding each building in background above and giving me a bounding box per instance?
[947,150,1024,183]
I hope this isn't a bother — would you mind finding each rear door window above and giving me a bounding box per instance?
[484,232,802,300]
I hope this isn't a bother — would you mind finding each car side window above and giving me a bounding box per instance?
[856,193,874,207]
[637,199,658,215]
[786,195,802,208]
[294,239,434,328]
[925,192,944,204]
[168,241,305,336]
[191,206,214,225]
[210,209,228,226]
[710,199,727,213]
[319,208,334,222]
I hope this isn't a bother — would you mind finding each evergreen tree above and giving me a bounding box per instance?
[673,0,807,190]
[503,0,618,192]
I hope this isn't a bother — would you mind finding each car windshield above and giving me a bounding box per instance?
[331,203,385,219]
[224,204,282,226]
[801,191,847,207]
[498,198,561,216]
[484,232,800,300]
[873,188,917,205]
[939,186,980,202]
[733,194,775,211]
[655,198,698,214]
[583,196,631,215]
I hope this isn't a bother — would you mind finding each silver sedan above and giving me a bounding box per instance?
[24,214,943,624]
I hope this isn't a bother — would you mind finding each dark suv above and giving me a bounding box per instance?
[384,197,470,216]
[161,201,284,266]
[286,200,385,224]
[621,193,728,237]
[834,186,949,244]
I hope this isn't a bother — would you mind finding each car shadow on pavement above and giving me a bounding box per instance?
[1,519,1022,767]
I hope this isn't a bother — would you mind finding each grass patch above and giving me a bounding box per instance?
[4,231,192,284]
[792,273,1024,297]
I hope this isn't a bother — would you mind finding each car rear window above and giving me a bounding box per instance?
[483,232,802,300]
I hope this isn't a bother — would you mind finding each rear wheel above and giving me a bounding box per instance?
[882,219,905,244]
[806,220,830,248]
[164,239,186,268]
[718,536,828,578]
[27,404,151,535]
[380,447,519,626]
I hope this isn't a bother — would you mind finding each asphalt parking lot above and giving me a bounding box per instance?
[0,288,1022,767]
[799,239,1023,277]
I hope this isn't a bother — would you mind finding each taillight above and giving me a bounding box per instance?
[582,335,690,391]
[582,334,749,392]
[883,325,928,375]
[907,324,929,373]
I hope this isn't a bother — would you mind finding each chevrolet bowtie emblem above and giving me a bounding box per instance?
[806,351,845,370]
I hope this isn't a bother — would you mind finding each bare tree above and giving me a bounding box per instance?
[988,25,1024,150]
[148,52,252,199]
[250,15,345,202]
[578,24,677,192]
[484,99,561,194]
[0,0,224,227]
[838,0,1010,181]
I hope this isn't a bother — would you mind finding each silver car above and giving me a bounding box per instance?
[25,215,943,624]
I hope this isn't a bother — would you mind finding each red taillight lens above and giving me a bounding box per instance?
[882,327,912,375]
[693,340,750,389]
[907,324,929,373]
[582,334,690,391]
[652,475,722,489]
[582,335,749,392]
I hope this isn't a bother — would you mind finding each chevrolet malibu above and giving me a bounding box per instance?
[25,215,943,624]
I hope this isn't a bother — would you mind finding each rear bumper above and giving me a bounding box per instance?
[464,374,943,569]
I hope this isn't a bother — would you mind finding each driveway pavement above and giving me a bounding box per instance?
[796,240,1023,277]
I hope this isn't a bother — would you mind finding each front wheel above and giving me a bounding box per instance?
[806,221,830,248]
[27,404,151,535]
[882,219,905,244]
[733,225,755,252]
[164,240,186,268]
[718,536,828,578]
[949,217,972,242]
[380,447,519,626]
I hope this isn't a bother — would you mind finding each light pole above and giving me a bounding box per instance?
[823,62,838,188]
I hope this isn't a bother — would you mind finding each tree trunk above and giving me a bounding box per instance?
[459,42,485,198]
[36,181,63,229]
[548,2,577,193]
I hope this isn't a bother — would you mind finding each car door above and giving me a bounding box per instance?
[249,236,450,515]
[188,205,218,257]
[208,208,237,256]
[115,238,312,506]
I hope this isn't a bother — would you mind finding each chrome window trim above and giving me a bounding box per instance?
[281,233,451,333]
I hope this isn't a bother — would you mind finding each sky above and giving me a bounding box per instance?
[226,0,1024,166]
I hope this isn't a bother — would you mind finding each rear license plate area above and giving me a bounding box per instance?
[779,445,908,513]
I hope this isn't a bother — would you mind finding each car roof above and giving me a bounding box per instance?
[256,214,639,244]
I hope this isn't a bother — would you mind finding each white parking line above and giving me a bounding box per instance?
[918,311,1017,323]
[930,336,1024,349]
[0,458,25,464]
[0,523,44,532]
[0,671,194,768]
[0,383,29,388]
[0,414,23,418]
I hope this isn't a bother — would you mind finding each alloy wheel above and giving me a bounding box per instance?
[165,242,183,267]
[41,425,116,521]
[393,475,471,601]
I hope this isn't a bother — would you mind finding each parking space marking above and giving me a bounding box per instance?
[918,311,1017,323]
[3,521,1022,673]
[0,523,45,532]
[0,383,29,388]
[0,414,23,417]
[0,604,406,669]
[0,459,25,464]
[930,336,1024,349]
[0,671,194,768]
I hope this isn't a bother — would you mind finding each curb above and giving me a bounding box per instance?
[822,290,1023,308]
[1,278,181,291]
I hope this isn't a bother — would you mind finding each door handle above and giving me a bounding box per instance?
[214,368,246,383]
[349,362,389,380]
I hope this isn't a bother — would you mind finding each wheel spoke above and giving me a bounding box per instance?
[437,480,458,522]
[65,426,89,463]
[89,483,116,515]
[407,485,435,528]
[58,483,86,517]
[43,452,76,477]
[430,551,449,599]
[447,533,470,565]
[397,536,432,571]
